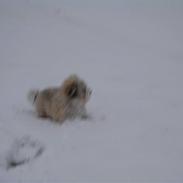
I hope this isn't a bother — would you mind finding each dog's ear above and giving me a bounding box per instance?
[65,82,78,98]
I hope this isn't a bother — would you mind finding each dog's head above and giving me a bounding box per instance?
[62,75,92,105]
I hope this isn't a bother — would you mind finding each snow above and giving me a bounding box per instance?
[0,0,183,182]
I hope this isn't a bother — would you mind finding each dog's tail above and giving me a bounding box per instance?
[27,89,39,105]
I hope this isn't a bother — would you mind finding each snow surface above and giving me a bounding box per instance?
[0,0,183,182]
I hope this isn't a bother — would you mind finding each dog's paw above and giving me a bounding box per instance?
[80,113,92,120]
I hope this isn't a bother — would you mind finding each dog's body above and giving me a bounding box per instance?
[28,75,91,122]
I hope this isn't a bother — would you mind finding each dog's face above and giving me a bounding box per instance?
[62,75,92,105]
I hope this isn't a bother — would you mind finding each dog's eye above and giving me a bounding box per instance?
[67,85,78,98]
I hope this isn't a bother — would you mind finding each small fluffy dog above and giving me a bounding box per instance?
[28,75,92,123]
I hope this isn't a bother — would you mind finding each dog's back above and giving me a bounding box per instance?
[40,88,58,101]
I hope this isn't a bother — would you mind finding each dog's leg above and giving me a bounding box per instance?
[53,109,66,123]
[38,111,48,118]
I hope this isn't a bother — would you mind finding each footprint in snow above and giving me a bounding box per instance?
[5,136,45,169]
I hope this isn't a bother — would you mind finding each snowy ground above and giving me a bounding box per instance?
[0,0,183,182]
